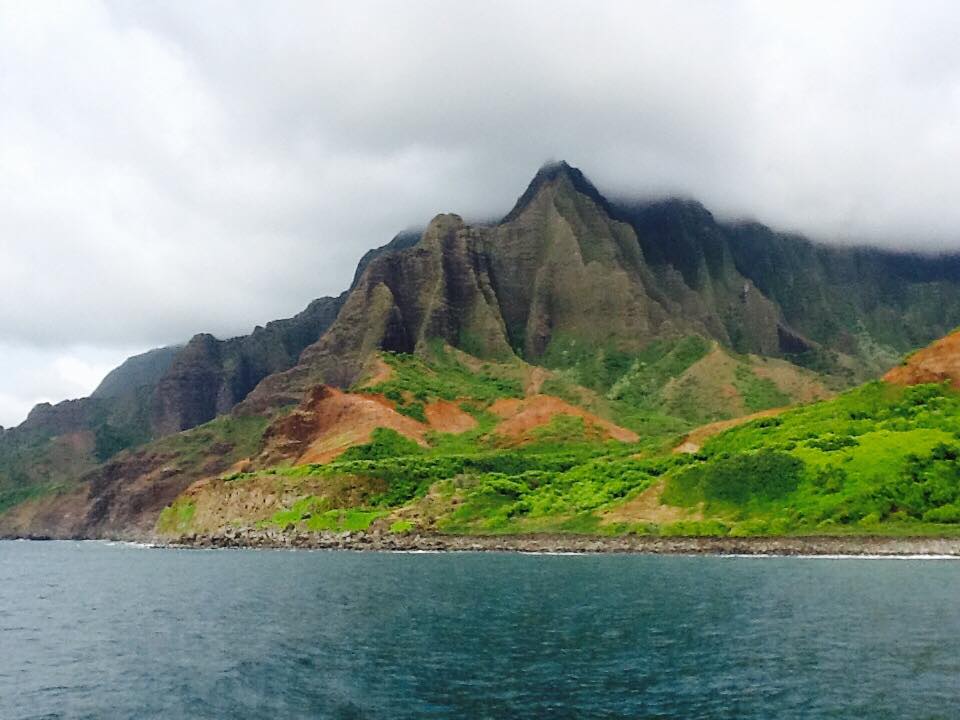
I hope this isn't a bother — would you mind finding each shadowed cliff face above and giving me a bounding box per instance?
[149,294,346,435]
[239,164,814,411]
[0,293,345,508]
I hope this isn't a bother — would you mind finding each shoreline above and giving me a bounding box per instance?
[157,528,960,556]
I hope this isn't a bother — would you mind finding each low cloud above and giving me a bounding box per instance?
[2,0,960,424]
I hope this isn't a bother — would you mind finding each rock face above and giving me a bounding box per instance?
[238,161,960,412]
[0,293,345,507]
[92,346,182,400]
[150,294,346,434]
[349,230,423,290]
[884,330,960,389]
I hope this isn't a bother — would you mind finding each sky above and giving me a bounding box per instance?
[2,0,960,427]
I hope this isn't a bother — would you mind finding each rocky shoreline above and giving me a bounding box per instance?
[164,527,960,556]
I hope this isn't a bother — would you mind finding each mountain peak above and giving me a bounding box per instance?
[501,160,611,223]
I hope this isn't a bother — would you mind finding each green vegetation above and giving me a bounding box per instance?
[439,456,658,534]
[152,339,960,541]
[152,414,270,465]
[0,484,54,515]
[663,450,803,508]
[266,496,387,532]
[605,336,713,406]
[245,419,672,536]
[253,376,960,539]
[543,335,712,406]
[157,500,196,534]
[341,428,423,461]
[658,382,960,535]
[358,346,523,415]
[540,334,813,426]
[733,366,790,412]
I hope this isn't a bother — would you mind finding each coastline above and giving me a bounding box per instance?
[161,527,960,556]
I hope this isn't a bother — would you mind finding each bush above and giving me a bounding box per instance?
[341,428,423,461]
[667,450,803,508]
[396,401,427,423]
[806,434,859,452]
[811,465,847,494]
[923,505,960,523]
[706,451,803,504]
[389,520,414,533]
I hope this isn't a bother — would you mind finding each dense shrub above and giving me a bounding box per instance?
[806,434,859,452]
[341,428,423,461]
[923,505,960,523]
[665,450,803,508]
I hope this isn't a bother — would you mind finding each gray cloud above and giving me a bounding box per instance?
[2,0,960,425]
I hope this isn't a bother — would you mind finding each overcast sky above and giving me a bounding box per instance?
[2,0,960,426]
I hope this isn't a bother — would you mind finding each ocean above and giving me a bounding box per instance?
[2,541,958,719]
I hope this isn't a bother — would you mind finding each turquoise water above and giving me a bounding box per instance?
[1,542,958,719]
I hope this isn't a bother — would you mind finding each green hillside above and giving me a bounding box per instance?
[151,342,836,539]
[156,346,960,541]
[655,381,960,536]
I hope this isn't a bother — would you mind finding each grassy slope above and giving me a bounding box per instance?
[657,382,960,536]
[158,339,852,538]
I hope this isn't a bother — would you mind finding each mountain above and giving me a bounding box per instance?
[0,293,345,518]
[91,346,182,400]
[244,161,960,413]
[4,160,960,540]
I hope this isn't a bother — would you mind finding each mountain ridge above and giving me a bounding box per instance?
[5,160,960,540]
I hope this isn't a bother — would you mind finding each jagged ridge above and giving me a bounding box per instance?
[6,160,960,539]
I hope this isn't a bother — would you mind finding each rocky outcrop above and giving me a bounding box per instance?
[239,162,819,410]
[349,230,422,290]
[169,528,960,556]
[240,214,516,409]
[150,294,345,434]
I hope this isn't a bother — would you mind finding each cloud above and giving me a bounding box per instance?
[2,0,960,424]
[0,342,136,427]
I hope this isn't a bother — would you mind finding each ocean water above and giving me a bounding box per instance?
[1,542,959,719]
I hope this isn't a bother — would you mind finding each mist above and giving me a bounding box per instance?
[2,0,960,425]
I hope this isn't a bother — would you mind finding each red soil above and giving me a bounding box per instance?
[489,394,639,444]
[258,386,480,467]
[884,331,960,389]
[359,356,394,388]
[260,385,428,465]
[423,400,477,433]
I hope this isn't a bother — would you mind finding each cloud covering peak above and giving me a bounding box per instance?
[2,0,960,425]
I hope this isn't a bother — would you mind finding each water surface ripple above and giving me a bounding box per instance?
[1,541,958,719]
